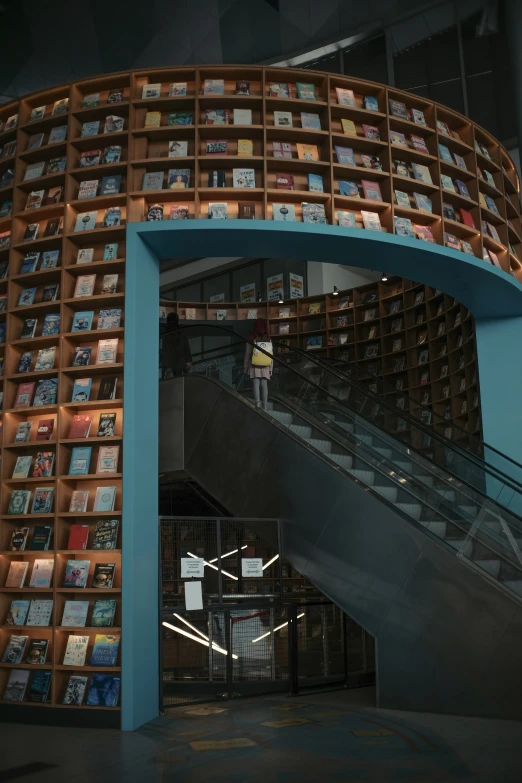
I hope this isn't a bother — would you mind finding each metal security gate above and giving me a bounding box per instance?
[159,516,375,709]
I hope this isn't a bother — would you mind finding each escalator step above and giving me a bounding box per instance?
[414,475,435,487]
[333,420,354,433]
[459,505,479,517]
[435,489,456,503]
[419,520,447,539]
[304,437,333,454]
[349,469,375,485]
[289,424,313,438]
[357,434,373,446]
[395,461,412,472]
[374,485,398,502]
[395,502,422,521]
[474,559,501,578]
[502,580,522,596]
[373,447,393,459]
[270,410,293,426]
[329,453,353,469]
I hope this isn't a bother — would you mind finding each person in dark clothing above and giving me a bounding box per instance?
[163,312,192,377]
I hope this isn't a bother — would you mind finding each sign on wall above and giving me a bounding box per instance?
[210,293,225,303]
[181,557,205,578]
[267,273,284,301]
[289,273,304,299]
[240,282,256,302]
[241,558,264,577]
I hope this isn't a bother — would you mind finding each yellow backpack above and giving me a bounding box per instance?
[251,340,273,367]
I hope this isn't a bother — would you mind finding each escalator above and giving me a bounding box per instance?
[159,325,522,719]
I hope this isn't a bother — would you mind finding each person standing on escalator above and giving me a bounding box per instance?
[162,312,192,378]
[244,318,273,410]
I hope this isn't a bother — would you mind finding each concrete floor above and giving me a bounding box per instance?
[1,688,522,782]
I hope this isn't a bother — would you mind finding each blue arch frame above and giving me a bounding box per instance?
[121,220,522,730]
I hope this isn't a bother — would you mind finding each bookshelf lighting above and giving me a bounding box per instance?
[332,286,339,295]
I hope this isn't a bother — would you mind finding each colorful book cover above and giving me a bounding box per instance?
[63,560,90,588]
[63,635,89,666]
[62,601,89,627]
[33,378,58,406]
[69,447,92,475]
[32,452,54,478]
[302,203,326,224]
[2,634,28,663]
[92,563,116,588]
[91,634,120,666]
[93,487,117,512]
[71,378,92,403]
[6,601,30,626]
[72,311,94,332]
[31,487,54,514]
[72,346,92,366]
[3,670,30,702]
[28,558,54,588]
[92,599,117,627]
[86,674,121,706]
[92,520,119,550]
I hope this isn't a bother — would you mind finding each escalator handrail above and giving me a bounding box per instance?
[161,324,522,513]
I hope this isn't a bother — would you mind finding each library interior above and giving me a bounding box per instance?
[0,1,522,781]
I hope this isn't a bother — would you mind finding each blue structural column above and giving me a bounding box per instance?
[122,231,160,731]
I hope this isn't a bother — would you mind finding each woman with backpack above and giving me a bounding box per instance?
[244,318,273,410]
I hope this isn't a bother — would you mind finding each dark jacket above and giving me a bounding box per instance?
[163,327,192,373]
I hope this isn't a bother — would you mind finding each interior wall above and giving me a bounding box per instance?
[307,262,381,295]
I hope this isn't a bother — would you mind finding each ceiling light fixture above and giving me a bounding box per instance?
[262,553,280,571]
[381,273,388,281]
[251,613,305,643]
[163,621,238,659]
[332,286,339,295]
[278,296,284,304]
[187,550,238,580]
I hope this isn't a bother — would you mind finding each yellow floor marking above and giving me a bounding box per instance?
[271,703,308,711]
[184,706,227,716]
[190,738,256,751]
[261,718,312,728]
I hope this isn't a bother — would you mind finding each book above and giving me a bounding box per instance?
[274,111,292,128]
[9,526,29,549]
[300,112,321,129]
[87,674,121,706]
[26,190,44,209]
[68,524,90,550]
[460,240,474,255]
[4,669,30,702]
[456,179,471,199]
[14,382,35,408]
[410,134,428,153]
[168,112,193,126]
[361,180,382,201]
[206,139,227,156]
[272,141,292,159]
[389,99,408,119]
[96,445,120,474]
[97,338,118,364]
[17,350,33,373]
[72,311,94,331]
[233,108,252,125]
[33,378,58,406]
[33,346,56,372]
[98,413,116,436]
[81,120,100,138]
[414,224,436,242]
[71,379,92,406]
[411,108,426,126]
[92,563,116,589]
[445,232,460,250]
[203,78,224,95]
[42,313,60,335]
[12,457,32,479]
[15,422,32,442]
[335,87,355,106]
[341,118,356,135]
[92,519,119,550]
[302,203,326,224]
[72,346,93,367]
[29,559,54,588]
[68,414,93,439]
[93,487,117,512]
[18,287,37,306]
[31,488,54,514]
[24,161,46,181]
[69,447,92,475]
[232,168,255,188]
[413,192,432,212]
[48,125,67,144]
[63,635,89,666]
[207,170,226,187]
[62,675,89,706]
[295,82,316,100]
[438,143,453,164]
[44,186,63,206]
[411,163,432,184]
[238,202,256,219]
[6,600,30,626]
[362,124,380,140]
[25,639,48,664]
[142,82,161,98]
[390,130,407,146]
[167,168,190,189]
[82,92,100,108]
[46,156,67,174]
[104,115,124,133]
[337,211,356,227]
[308,173,323,192]
[394,216,415,237]
[30,525,52,550]
[63,560,90,588]
[100,274,118,295]
[74,274,96,298]
[168,140,188,157]
[339,181,359,197]
[269,82,292,98]
[5,562,29,588]
[28,670,51,702]
[97,376,118,400]
[272,203,296,221]
[205,108,229,125]
[208,202,227,219]
[75,211,97,232]
[102,207,121,227]
[22,224,39,242]
[443,202,457,221]
[146,203,164,221]
[361,211,382,231]
[32,451,54,478]
[91,634,120,666]
[27,132,45,150]
[395,190,410,208]
[62,601,89,627]
[275,172,294,190]
[335,146,356,165]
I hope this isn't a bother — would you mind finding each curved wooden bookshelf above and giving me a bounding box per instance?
[0,63,516,720]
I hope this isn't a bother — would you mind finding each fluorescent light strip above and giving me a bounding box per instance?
[173,612,209,641]
[262,554,280,571]
[208,545,248,564]
[251,612,305,643]
[187,551,238,580]
[163,621,238,659]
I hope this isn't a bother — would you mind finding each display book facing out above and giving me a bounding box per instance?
[162,274,481,447]
[0,83,124,715]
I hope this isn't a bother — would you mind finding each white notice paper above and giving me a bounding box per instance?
[241,558,264,577]
[185,580,203,610]
[181,557,205,578]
